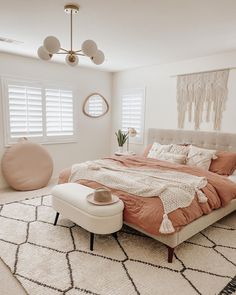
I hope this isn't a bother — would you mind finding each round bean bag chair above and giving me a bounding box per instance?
[1,140,53,191]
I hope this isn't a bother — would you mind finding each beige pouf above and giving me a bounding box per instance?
[1,140,53,191]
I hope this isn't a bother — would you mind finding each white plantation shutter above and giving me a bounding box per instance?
[7,84,43,139]
[121,88,145,143]
[4,79,76,144]
[88,94,103,117]
[45,88,74,137]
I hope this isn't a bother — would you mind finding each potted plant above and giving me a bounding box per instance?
[115,129,128,153]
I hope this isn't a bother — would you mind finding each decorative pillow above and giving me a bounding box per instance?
[156,152,186,164]
[147,142,172,159]
[1,140,53,191]
[142,144,153,157]
[186,145,217,170]
[169,144,189,156]
[209,151,236,175]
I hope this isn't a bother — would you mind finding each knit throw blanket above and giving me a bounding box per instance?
[69,159,208,234]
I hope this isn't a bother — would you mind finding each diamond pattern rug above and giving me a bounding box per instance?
[0,194,235,295]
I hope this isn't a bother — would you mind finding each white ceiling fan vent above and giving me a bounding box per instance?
[0,37,23,44]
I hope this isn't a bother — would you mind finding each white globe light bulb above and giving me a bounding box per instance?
[43,36,61,54]
[91,50,105,65]
[65,54,79,67]
[82,40,98,57]
[37,46,52,61]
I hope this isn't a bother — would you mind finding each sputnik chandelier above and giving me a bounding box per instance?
[37,4,105,67]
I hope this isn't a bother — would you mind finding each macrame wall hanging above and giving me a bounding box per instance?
[176,69,229,130]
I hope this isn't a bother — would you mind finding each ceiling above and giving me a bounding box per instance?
[0,0,236,72]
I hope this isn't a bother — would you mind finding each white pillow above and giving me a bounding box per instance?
[186,145,217,170]
[169,144,189,156]
[147,142,172,159]
[157,152,186,164]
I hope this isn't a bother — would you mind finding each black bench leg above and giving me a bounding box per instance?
[167,246,175,263]
[90,233,94,251]
[53,212,60,226]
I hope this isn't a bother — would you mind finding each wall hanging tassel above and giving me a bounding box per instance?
[176,69,229,130]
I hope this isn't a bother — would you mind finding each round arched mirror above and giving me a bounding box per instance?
[83,93,109,118]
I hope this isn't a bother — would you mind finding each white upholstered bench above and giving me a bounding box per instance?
[51,183,124,250]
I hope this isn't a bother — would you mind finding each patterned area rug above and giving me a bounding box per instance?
[0,194,235,295]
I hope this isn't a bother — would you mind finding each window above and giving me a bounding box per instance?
[3,79,75,144]
[121,88,145,143]
[45,88,74,137]
[7,84,43,138]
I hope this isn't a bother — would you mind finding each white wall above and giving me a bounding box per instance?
[111,51,236,154]
[2,50,236,189]
[0,53,112,189]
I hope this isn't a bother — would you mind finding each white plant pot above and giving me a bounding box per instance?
[117,146,123,153]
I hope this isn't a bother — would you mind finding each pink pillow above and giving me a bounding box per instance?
[142,144,153,157]
[1,141,53,191]
[209,151,236,176]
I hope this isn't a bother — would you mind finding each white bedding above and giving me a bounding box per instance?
[228,174,236,183]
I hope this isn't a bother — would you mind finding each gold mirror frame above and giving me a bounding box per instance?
[83,93,109,118]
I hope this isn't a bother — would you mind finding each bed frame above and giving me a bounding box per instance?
[124,128,236,263]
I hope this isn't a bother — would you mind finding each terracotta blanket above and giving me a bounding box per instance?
[58,155,236,236]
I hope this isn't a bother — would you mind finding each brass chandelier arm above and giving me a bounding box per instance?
[55,52,69,55]
[55,51,85,56]
[60,47,69,52]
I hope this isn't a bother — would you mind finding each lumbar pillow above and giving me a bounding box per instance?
[186,145,217,170]
[157,152,186,164]
[147,142,172,159]
[1,140,53,191]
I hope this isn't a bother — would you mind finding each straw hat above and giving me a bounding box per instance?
[87,188,119,205]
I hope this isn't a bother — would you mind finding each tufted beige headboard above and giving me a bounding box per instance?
[148,129,236,152]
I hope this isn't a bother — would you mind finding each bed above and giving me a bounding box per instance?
[58,128,236,262]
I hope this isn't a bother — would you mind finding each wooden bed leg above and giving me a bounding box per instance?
[167,246,175,263]
[53,212,60,226]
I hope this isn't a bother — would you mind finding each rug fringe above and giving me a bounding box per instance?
[219,276,236,295]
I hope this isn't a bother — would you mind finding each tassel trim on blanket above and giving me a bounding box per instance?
[159,214,175,234]
[160,188,207,234]
[196,189,208,203]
